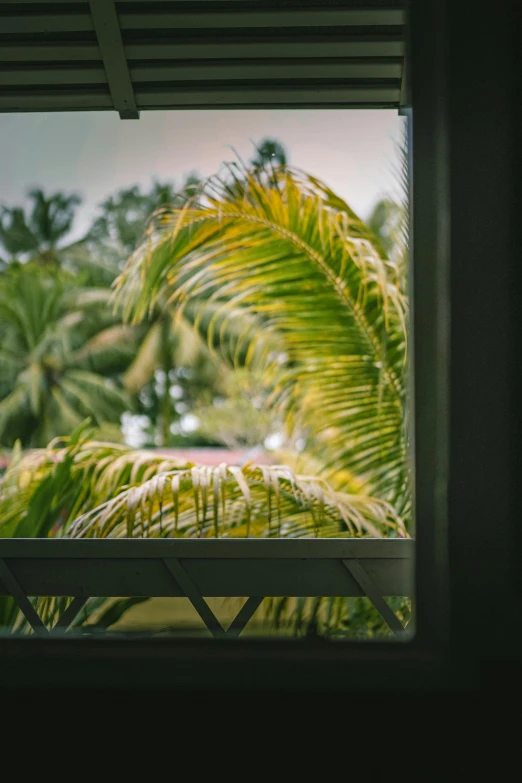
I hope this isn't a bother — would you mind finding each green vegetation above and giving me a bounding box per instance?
[0,188,81,267]
[0,267,131,446]
[0,136,410,636]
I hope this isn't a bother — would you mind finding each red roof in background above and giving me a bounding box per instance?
[145,448,273,466]
[0,447,272,471]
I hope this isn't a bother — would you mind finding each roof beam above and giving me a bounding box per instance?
[0,91,114,112]
[88,0,139,119]
[0,44,100,62]
[0,60,401,87]
[130,59,403,83]
[125,38,404,60]
[118,8,405,29]
[0,14,93,34]
[135,84,400,109]
[0,67,107,87]
[0,38,402,63]
[0,7,403,33]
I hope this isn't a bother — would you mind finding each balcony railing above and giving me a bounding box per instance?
[0,538,413,637]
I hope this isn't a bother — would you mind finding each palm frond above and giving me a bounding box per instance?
[115,167,409,510]
[122,320,162,393]
[59,370,130,421]
[72,323,138,373]
[66,461,403,540]
[0,386,28,440]
[0,435,405,541]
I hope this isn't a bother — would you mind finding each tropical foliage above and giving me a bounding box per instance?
[0,135,410,636]
[0,176,236,448]
[0,267,131,447]
[0,421,407,636]
[115,165,409,518]
[0,188,81,266]
[1,424,402,543]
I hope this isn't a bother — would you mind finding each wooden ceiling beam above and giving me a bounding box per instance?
[88,0,139,119]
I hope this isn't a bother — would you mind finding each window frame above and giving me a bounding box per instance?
[0,0,456,689]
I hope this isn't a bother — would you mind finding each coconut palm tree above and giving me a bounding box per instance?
[0,266,132,447]
[86,176,217,445]
[90,175,279,447]
[84,155,287,446]
[115,165,409,515]
[0,189,81,265]
[250,137,288,169]
[367,132,409,286]
[368,199,404,258]
[2,164,410,528]
[0,159,410,636]
[86,177,201,257]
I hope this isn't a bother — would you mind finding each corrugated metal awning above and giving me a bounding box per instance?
[0,0,406,118]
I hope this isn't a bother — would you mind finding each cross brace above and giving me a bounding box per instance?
[342,559,407,636]
[0,559,88,634]
[164,558,263,638]
[0,554,408,637]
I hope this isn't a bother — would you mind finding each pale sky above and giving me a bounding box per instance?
[0,109,405,242]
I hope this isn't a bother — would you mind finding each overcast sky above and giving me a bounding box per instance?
[0,109,405,242]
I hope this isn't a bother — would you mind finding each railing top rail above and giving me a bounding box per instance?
[0,537,412,560]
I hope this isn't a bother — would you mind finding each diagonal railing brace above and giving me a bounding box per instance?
[164,558,263,638]
[0,558,48,634]
[342,558,406,636]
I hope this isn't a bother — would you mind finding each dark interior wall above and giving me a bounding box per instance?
[445,0,520,667]
[413,0,521,678]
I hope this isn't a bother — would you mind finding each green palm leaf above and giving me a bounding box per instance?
[0,434,405,542]
[0,386,28,440]
[115,167,409,511]
[0,269,133,447]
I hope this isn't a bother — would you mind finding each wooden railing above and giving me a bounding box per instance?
[0,538,413,637]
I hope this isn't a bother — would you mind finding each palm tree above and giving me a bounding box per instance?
[85,158,287,447]
[115,165,409,516]
[86,176,216,445]
[120,302,223,446]
[367,130,409,286]
[2,165,409,523]
[0,189,81,265]
[368,199,404,257]
[0,266,132,447]
[250,138,288,169]
[86,177,200,257]
[0,161,410,636]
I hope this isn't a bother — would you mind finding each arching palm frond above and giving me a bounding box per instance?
[0,428,406,636]
[66,463,400,541]
[0,432,405,543]
[115,167,409,514]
